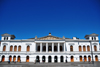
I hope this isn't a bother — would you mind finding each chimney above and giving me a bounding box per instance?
[35,36,37,39]
[49,33,51,35]
[73,37,76,40]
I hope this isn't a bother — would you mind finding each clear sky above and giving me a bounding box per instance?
[0,0,100,41]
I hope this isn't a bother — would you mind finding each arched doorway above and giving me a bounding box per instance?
[13,56,16,62]
[43,46,46,52]
[17,56,20,62]
[48,56,51,63]
[9,56,12,62]
[48,46,52,52]
[60,56,63,62]
[10,46,13,51]
[36,56,39,62]
[2,55,5,62]
[42,56,45,62]
[71,56,74,62]
[54,56,57,63]
[84,56,87,62]
[26,56,29,62]
[88,56,91,61]
[79,56,82,62]
[60,46,63,51]
[95,55,98,61]
[79,46,81,51]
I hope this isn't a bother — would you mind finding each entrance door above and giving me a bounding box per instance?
[80,56,82,62]
[17,56,20,62]
[36,56,39,62]
[26,56,29,62]
[2,56,5,62]
[84,56,87,62]
[60,56,63,62]
[42,56,45,62]
[13,56,16,62]
[54,56,57,63]
[71,56,74,62]
[9,56,12,62]
[88,56,91,61]
[95,56,98,61]
[48,56,51,63]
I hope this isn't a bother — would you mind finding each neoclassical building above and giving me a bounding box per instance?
[0,33,100,63]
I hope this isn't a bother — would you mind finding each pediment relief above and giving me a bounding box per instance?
[37,36,62,40]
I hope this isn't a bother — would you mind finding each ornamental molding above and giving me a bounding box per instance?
[26,43,32,45]
[92,43,98,45]
[3,43,8,45]
[68,43,74,45]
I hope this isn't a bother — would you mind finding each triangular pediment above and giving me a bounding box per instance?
[37,35,63,40]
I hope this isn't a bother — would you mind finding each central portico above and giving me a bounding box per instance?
[36,42,65,52]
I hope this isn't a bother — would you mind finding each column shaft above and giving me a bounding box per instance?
[40,43,42,52]
[52,43,54,52]
[58,43,60,52]
[46,43,48,52]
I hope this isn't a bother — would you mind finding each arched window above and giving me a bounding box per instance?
[17,56,20,62]
[18,46,21,51]
[4,37,6,40]
[3,45,6,51]
[79,46,81,51]
[27,45,30,51]
[94,45,97,51]
[83,46,86,51]
[14,46,17,51]
[87,46,90,51]
[10,46,13,51]
[70,45,73,51]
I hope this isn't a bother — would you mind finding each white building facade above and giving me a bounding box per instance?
[0,33,100,63]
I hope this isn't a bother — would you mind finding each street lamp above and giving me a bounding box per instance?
[89,41,94,64]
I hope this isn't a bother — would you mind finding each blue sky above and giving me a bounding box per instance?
[0,0,100,40]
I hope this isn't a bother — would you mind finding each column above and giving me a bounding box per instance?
[46,43,48,52]
[58,43,60,52]
[40,43,42,52]
[52,55,54,63]
[58,55,60,63]
[46,56,48,63]
[64,43,65,52]
[52,42,54,52]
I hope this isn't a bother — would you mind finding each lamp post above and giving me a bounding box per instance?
[89,41,94,64]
